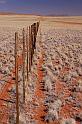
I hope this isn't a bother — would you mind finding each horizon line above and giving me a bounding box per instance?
[0,11,82,16]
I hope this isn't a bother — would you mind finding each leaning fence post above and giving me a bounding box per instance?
[15,32,19,124]
[22,28,25,103]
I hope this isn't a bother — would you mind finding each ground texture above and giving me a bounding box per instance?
[0,15,82,124]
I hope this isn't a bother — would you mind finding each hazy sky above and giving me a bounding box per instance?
[0,0,82,15]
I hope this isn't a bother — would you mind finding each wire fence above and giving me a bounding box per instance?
[0,21,40,124]
[15,21,40,124]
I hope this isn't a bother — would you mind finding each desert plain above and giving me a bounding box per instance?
[0,15,82,124]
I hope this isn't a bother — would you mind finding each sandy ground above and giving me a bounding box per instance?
[0,15,82,124]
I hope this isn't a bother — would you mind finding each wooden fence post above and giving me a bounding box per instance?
[15,32,19,124]
[22,28,25,103]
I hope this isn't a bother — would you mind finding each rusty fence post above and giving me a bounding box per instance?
[15,32,19,124]
[29,26,31,72]
[22,28,26,103]
[30,25,33,66]
[37,21,40,32]
[31,24,34,63]
[35,23,37,36]
[32,24,35,54]
[36,22,38,33]
[35,22,39,36]
[37,21,40,31]
[34,23,37,49]
[26,27,29,80]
